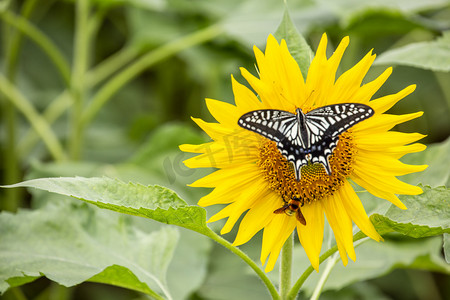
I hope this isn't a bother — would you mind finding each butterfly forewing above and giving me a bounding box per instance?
[237,103,374,180]
[238,110,297,143]
[306,103,374,139]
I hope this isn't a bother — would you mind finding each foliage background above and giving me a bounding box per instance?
[0,0,449,299]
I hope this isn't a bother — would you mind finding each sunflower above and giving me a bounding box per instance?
[180,34,427,272]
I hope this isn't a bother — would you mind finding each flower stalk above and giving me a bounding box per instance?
[280,234,293,299]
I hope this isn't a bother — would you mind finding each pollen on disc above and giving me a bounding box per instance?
[257,132,356,204]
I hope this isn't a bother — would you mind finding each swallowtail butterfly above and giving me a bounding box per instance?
[238,103,374,180]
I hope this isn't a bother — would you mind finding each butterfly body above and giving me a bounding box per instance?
[238,103,374,180]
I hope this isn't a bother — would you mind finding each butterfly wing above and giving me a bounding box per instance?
[238,109,308,180]
[305,103,374,174]
[238,109,297,143]
[238,104,374,181]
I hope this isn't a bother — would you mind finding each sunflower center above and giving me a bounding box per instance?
[256,132,356,205]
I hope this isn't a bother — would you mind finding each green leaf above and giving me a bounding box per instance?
[197,243,271,300]
[165,228,213,300]
[0,204,178,298]
[274,9,313,79]
[374,32,450,72]
[4,177,210,234]
[444,233,450,264]
[370,186,449,237]
[401,137,450,187]
[221,0,331,49]
[301,236,449,295]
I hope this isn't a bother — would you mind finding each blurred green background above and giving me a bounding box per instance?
[0,0,449,299]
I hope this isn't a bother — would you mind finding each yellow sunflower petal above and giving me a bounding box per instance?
[358,143,426,160]
[329,50,376,103]
[191,163,260,188]
[322,193,355,265]
[306,34,350,108]
[354,154,427,176]
[352,173,407,209]
[353,168,423,196]
[261,214,297,272]
[338,181,382,241]
[182,141,257,168]
[207,177,269,233]
[233,191,280,246]
[279,39,307,105]
[198,186,242,206]
[191,117,235,141]
[205,98,239,127]
[355,132,426,150]
[370,84,416,113]
[297,201,325,271]
[355,67,392,104]
[304,33,329,108]
[262,35,299,109]
[232,75,263,113]
[179,143,203,154]
[353,112,423,134]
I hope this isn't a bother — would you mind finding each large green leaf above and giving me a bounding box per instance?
[0,204,178,298]
[25,159,213,300]
[274,9,314,79]
[197,242,271,300]
[301,236,449,296]
[221,0,332,49]
[369,186,449,237]
[374,32,450,72]
[4,177,210,234]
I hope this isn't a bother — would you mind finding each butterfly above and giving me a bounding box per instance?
[238,103,374,181]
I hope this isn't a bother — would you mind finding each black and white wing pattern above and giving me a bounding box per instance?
[238,103,374,180]
[237,110,297,143]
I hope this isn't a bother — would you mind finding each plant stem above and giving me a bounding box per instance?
[68,0,90,160]
[204,229,280,300]
[18,91,72,159]
[0,74,66,161]
[86,46,140,87]
[280,234,293,299]
[1,0,39,211]
[80,23,223,129]
[0,10,71,86]
[287,234,367,300]
[310,253,338,300]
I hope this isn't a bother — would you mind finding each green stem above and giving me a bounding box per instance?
[86,46,140,87]
[80,23,223,129]
[68,0,90,160]
[310,253,338,300]
[203,229,280,300]
[1,0,40,211]
[2,99,19,211]
[287,234,367,300]
[0,74,66,161]
[280,234,293,299]
[16,8,108,160]
[18,91,72,159]
[0,10,71,86]
[5,0,39,80]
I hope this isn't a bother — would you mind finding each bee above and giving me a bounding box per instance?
[273,197,306,225]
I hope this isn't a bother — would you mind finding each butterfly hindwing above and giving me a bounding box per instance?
[304,103,374,174]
